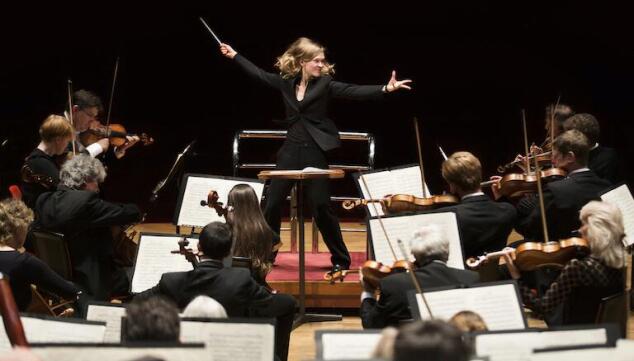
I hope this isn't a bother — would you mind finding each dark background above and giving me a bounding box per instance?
[1,3,632,222]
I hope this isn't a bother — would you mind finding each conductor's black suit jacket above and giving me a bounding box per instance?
[234,54,385,151]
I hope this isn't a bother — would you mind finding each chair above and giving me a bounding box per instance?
[595,290,630,337]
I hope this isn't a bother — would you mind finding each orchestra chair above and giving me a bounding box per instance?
[595,290,630,337]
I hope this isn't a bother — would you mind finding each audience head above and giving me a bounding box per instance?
[580,201,626,269]
[410,225,450,265]
[448,310,488,332]
[563,113,601,145]
[552,129,590,170]
[197,222,233,260]
[59,154,106,192]
[71,90,103,132]
[441,151,482,196]
[544,103,575,138]
[39,115,74,154]
[0,199,34,249]
[124,296,180,343]
[182,296,228,319]
[394,320,470,361]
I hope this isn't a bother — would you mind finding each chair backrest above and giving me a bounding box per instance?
[30,230,73,280]
[595,290,629,337]
[231,256,252,271]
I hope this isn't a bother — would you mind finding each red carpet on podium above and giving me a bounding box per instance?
[268,251,367,282]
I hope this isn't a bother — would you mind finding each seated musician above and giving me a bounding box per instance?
[507,130,611,241]
[360,225,479,329]
[0,198,80,311]
[22,115,74,208]
[563,113,621,184]
[123,296,181,343]
[393,320,471,361]
[435,151,516,259]
[504,201,626,325]
[137,222,295,361]
[226,183,281,285]
[32,154,141,309]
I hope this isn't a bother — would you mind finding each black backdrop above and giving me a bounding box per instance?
[1,3,632,221]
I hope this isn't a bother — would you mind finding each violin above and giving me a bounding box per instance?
[342,193,458,214]
[79,121,154,148]
[171,237,199,267]
[200,190,233,217]
[491,167,566,199]
[21,163,56,189]
[497,151,552,173]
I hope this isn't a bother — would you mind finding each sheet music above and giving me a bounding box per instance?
[369,212,464,269]
[0,316,106,351]
[358,166,430,217]
[616,339,634,361]
[321,333,383,360]
[86,304,126,343]
[416,283,524,330]
[181,320,274,361]
[31,346,209,361]
[600,184,634,246]
[389,166,430,197]
[528,347,616,361]
[476,328,607,361]
[177,176,264,228]
[131,234,199,293]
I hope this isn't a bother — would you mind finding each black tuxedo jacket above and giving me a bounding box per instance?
[436,194,517,258]
[589,145,620,184]
[234,54,385,151]
[33,187,141,299]
[138,259,272,317]
[517,170,611,241]
[360,262,479,328]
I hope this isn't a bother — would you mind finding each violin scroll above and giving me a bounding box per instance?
[200,190,233,217]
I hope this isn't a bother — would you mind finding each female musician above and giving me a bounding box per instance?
[220,37,412,275]
[226,183,280,285]
[22,115,74,208]
[504,201,626,325]
[0,199,80,310]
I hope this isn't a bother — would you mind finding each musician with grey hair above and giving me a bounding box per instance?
[360,225,479,329]
[33,154,141,312]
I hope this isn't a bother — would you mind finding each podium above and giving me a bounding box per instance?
[258,169,345,329]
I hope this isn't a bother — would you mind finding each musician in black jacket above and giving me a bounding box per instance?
[220,37,411,274]
[435,151,516,259]
[138,222,296,361]
[360,225,479,329]
[32,154,141,308]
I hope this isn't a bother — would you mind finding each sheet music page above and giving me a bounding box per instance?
[600,184,634,246]
[86,304,126,343]
[0,316,106,351]
[177,176,264,228]
[476,328,607,361]
[616,339,634,361]
[358,171,397,217]
[321,333,382,360]
[31,346,209,361]
[528,347,616,361]
[131,235,199,293]
[416,283,524,330]
[181,320,274,361]
[389,166,431,197]
[370,212,464,269]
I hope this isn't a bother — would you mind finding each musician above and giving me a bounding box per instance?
[563,113,620,184]
[504,201,626,325]
[138,222,295,361]
[0,199,80,311]
[32,154,141,308]
[435,151,516,259]
[22,115,74,208]
[393,320,471,361]
[509,130,611,241]
[226,183,281,285]
[220,37,412,275]
[360,225,479,329]
[123,296,181,343]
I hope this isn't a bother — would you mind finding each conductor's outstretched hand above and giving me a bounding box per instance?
[386,70,412,92]
[219,43,237,59]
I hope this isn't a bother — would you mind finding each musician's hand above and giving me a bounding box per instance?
[529,143,543,155]
[97,138,110,153]
[502,250,521,280]
[114,136,140,159]
[220,43,237,59]
[489,175,503,200]
[386,70,412,92]
[359,269,376,293]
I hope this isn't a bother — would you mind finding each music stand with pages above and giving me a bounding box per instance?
[258,168,345,329]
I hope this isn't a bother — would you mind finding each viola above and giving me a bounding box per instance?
[171,237,199,267]
[79,121,154,148]
[200,190,233,217]
[492,167,566,199]
[342,193,458,214]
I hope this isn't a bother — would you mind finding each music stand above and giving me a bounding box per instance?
[258,169,345,329]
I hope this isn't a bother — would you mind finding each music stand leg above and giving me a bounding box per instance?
[292,179,342,330]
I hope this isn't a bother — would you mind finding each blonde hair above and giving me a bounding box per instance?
[441,151,482,193]
[275,37,334,79]
[580,201,626,269]
[0,199,34,248]
[448,310,488,332]
[39,114,74,143]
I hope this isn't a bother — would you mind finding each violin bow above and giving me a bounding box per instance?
[549,95,561,163]
[521,109,531,173]
[105,56,120,130]
[360,175,434,318]
[438,144,448,161]
[413,117,428,198]
[67,79,76,155]
[534,153,551,243]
